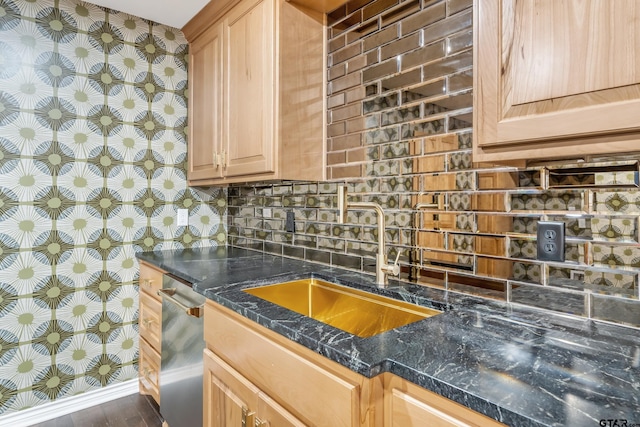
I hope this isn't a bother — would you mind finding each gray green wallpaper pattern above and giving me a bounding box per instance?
[0,0,226,415]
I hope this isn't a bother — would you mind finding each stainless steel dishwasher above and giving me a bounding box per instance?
[157,273,206,427]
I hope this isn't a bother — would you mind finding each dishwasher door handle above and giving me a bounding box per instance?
[157,288,204,318]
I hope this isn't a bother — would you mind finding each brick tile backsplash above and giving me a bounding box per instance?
[228,0,640,329]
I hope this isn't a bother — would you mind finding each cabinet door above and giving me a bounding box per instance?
[188,21,224,182]
[257,392,306,427]
[139,338,161,405]
[474,0,640,162]
[223,0,276,178]
[384,374,505,427]
[139,291,162,352]
[203,349,259,427]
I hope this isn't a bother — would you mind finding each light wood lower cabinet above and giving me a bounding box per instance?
[139,338,161,404]
[383,374,505,427]
[204,301,376,427]
[138,261,166,405]
[204,349,305,427]
[204,301,506,427]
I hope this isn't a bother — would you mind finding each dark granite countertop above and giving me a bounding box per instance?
[137,247,640,427]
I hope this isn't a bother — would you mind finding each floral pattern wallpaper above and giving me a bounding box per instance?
[0,0,226,415]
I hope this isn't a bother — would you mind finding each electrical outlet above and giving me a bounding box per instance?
[177,209,189,227]
[285,211,295,233]
[536,221,565,262]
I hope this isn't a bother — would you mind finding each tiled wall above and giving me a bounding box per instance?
[228,0,640,329]
[0,0,225,415]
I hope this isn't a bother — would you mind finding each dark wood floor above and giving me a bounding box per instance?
[30,394,164,427]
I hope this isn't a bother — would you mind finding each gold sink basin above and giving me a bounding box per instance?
[243,278,441,338]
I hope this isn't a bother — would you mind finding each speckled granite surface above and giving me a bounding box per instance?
[137,247,640,427]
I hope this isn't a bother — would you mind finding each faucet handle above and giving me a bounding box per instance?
[386,251,401,277]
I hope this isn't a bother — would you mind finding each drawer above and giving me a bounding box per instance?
[205,302,365,427]
[139,262,164,302]
[140,291,161,352]
[139,337,161,405]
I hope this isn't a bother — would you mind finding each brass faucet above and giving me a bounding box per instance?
[336,185,400,287]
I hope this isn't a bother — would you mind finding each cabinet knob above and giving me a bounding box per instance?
[142,279,154,288]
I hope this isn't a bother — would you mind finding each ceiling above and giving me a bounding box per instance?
[84,0,211,29]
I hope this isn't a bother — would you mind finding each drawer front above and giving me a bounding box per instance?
[139,337,161,405]
[205,302,362,427]
[139,291,162,352]
[139,262,164,302]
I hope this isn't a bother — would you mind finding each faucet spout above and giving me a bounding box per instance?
[336,185,399,286]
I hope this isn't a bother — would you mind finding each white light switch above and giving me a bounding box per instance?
[177,209,189,226]
[263,208,272,218]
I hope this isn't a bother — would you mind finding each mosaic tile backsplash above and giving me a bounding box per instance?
[228,0,640,329]
[0,0,225,415]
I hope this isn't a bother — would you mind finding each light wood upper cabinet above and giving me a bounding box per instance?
[473,0,640,163]
[184,0,326,185]
[188,21,223,181]
[224,0,275,178]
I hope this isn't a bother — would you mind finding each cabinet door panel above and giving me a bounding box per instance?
[389,389,469,427]
[223,0,275,177]
[139,338,161,405]
[257,392,306,427]
[139,292,162,352]
[474,0,640,161]
[384,374,505,427]
[189,22,224,181]
[203,349,258,427]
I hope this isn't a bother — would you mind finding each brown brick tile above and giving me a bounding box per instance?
[332,103,363,122]
[330,164,363,179]
[331,71,362,93]
[423,133,458,153]
[402,2,446,36]
[363,24,399,52]
[362,59,398,82]
[422,8,471,44]
[330,133,362,151]
[381,0,420,27]
[363,0,399,21]
[332,42,363,65]
[401,40,446,71]
[381,68,421,91]
[327,151,347,165]
[381,32,421,60]
[347,147,367,162]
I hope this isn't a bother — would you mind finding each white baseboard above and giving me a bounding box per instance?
[0,379,140,427]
